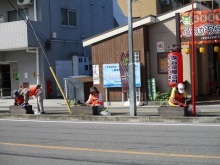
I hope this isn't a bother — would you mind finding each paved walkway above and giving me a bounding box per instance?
[0,96,220,123]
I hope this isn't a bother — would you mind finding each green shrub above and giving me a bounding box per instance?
[154,88,172,101]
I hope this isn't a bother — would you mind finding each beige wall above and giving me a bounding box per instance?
[149,16,210,96]
[117,0,159,18]
[181,44,192,96]
[149,18,177,93]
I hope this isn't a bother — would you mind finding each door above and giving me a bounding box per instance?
[0,64,11,97]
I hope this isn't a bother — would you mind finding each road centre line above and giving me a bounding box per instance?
[0,119,220,127]
[0,142,219,160]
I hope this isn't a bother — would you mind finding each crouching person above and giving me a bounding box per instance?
[168,83,191,107]
[13,89,24,105]
[85,86,104,115]
[20,85,39,105]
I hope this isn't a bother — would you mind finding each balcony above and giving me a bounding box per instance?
[0,20,41,51]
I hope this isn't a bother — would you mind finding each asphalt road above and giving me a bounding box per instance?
[0,119,220,165]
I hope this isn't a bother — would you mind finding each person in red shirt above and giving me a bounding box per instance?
[14,95,24,105]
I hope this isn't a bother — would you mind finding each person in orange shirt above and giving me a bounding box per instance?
[20,84,41,105]
[168,83,188,107]
[85,86,104,112]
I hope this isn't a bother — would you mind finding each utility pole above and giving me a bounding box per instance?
[191,0,196,116]
[128,0,137,116]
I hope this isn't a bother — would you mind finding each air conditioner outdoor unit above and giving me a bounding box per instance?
[0,16,5,23]
[17,0,33,5]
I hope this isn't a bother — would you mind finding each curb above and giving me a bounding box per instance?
[0,114,219,123]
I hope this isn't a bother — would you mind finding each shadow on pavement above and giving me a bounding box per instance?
[196,95,220,105]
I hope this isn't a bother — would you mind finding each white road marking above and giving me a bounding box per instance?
[0,118,220,127]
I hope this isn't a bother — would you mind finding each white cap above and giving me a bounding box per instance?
[177,83,185,93]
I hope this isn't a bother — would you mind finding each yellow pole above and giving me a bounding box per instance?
[49,67,72,114]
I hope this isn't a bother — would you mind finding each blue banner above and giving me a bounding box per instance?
[103,63,141,88]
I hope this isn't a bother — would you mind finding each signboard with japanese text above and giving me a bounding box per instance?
[168,55,178,85]
[180,8,220,45]
[157,52,168,74]
[93,65,100,84]
[118,51,129,92]
[147,78,156,101]
[167,52,183,87]
[103,63,141,88]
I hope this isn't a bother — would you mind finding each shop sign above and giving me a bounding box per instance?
[103,63,141,88]
[180,8,220,45]
[167,52,183,87]
[157,42,164,52]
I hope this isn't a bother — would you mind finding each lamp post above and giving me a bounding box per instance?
[191,0,196,116]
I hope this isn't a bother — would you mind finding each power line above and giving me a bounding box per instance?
[8,0,49,47]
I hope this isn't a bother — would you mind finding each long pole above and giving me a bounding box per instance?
[191,0,196,116]
[128,0,137,116]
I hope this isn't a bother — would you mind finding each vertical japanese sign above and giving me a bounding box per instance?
[93,65,100,84]
[118,51,129,92]
[147,78,156,101]
[167,52,183,87]
[168,55,178,86]
[180,8,220,44]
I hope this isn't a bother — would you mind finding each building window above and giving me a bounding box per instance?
[85,65,88,71]
[8,8,28,22]
[79,58,82,62]
[84,58,86,63]
[61,9,76,26]
[134,51,140,62]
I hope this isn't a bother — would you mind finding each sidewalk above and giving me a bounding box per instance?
[0,98,220,123]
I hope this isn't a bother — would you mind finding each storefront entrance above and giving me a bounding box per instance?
[0,64,11,97]
[196,44,220,96]
[207,44,220,95]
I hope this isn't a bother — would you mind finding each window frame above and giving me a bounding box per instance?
[7,8,29,22]
[133,51,140,63]
[85,65,88,71]
[61,8,76,27]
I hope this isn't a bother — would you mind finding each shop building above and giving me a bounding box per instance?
[83,2,219,102]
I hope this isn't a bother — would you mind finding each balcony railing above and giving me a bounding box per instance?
[0,20,41,51]
[0,21,28,50]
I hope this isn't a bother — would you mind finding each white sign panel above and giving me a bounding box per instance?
[157,42,164,52]
[93,65,100,84]
[103,63,141,88]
